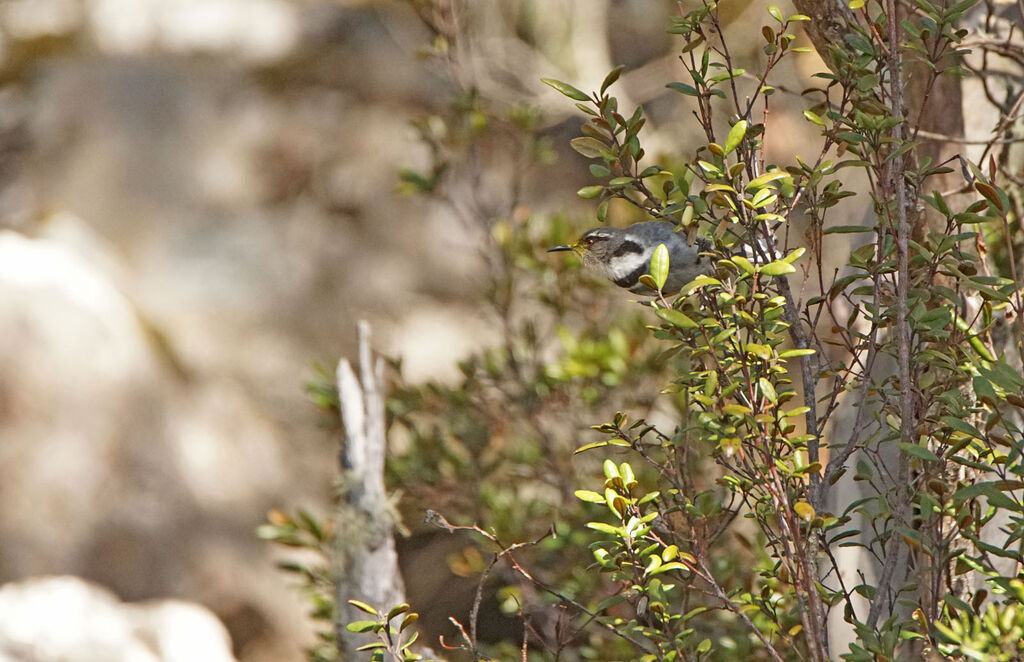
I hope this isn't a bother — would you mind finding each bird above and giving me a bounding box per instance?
[547,221,712,295]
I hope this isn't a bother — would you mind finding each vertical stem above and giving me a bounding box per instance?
[866,0,917,631]
[887,0,913,484]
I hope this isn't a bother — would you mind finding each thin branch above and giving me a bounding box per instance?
[425,512,657,656]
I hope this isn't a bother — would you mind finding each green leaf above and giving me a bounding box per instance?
[570,137,607,158]
[824,225,873,234]
[732,255,756,274]
[854,458,873,481]
[541,78,591,101]
[898,443,941,462]
[836,131,867,143]
[648,561,688,576]
[575,490,606,504]
[386,604,410,621]
[746,170,791,190]
[779,348,815,358]
[760,260,797,276]
[744,343,771,359]
[577,185,604,199]
[975,181,1004,212]
[803,109,826,126]
[975,538,1023,558]
[666,82,698,96]
[794,502,815,521]
[656,308,698,329]
[940,416,982,439]
[575,439,630,453]
[724,120,748,154]
[600,65,625,94]
[638,274,659,291]
[952,481,1024,511]
[347,620,380,633]
[586,522,621,535]
[777,248,804,266]
[650,243,670,291]
[349,600,379,615]
[399,613,419,632]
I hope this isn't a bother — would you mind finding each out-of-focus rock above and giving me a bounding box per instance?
[0,223,311,660]
[0,576,237,662]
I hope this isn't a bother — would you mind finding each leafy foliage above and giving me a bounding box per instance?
[265,1,1024,660]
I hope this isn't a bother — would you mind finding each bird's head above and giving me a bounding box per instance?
[547,227,623,272]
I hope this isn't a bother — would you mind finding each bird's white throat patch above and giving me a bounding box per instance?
[605,249,650,280]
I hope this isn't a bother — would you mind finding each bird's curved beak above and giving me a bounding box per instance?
[547,243,575,253]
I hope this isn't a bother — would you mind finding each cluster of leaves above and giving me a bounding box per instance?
[264,0,1024,660]
[537,0,1024,660]
[257,509,338,662]
[346,601,423,662]
[936,578,1024,661]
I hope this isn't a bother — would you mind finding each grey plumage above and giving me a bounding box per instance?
[548,221,712,295]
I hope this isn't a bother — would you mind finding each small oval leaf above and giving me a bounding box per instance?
[541,78,591,102]
[724,120,748,154]
[656,308,697,329]
[794,502,815,522]
[570,136,607,158]
[650,243,670,291]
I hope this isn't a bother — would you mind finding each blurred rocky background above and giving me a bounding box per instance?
[0,1,825,660]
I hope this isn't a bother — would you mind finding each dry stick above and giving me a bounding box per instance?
[334,322,407,656]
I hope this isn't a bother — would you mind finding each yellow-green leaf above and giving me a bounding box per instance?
[794,502,815,522]
[575,490,606,504]
[803,109,825,126]
[348,600,378,615]
[650,243,670,291]
[746,170,791,190]
[656,308,697,329]
[760,260,797,276]
[724,120,748,154]
[347,620,380,633]
[732,255,756,274]
[783,247,806,263]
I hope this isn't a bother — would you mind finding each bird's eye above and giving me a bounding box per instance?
[585,237,595,246]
